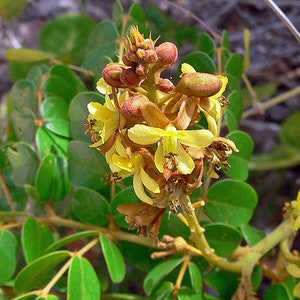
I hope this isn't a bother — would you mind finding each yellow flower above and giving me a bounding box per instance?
[128,124,214,174]
[105,135,160,205]
[87,78,126,147]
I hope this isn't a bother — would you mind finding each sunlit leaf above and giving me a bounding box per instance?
[100,233,126,283]
[151,281,174,299]
[40,14,96,64]
[188,262,203,295]
[0,229,18,285]
[5,48,52,62]
[144,257,184,294]
[204,223,242,256]
[14,251,70,292]
[240,224,265,246]
[206,179,258,227]
[71,187,110,226]
[21,218,54,264]
[197,33,216,58]
[263,283,293,300]
[243,29,251,71]
[68,256,100,300]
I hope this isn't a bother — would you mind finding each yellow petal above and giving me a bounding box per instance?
[140,167,160,193]
[201,110,218,136]
[214,75,228,98]
[178,129,214,147]
[102,115,119,142]
[112,154,133,172]
[176,142,195,174]
[87,102,114,122]
[96,77,112,94]
[133,171,154,205]
[154,142,165,173]
[181,63,196,74]
[128,124,162,145]
[296,190,300,210]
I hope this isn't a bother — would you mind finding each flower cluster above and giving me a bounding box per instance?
[85,26,237,237]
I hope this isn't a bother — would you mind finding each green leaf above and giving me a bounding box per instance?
[100,233,126,283]
[240,223,265,246]
[205,268,239,299]
[6,142,39,187]
[221,30,230,50]
[206,179,258,227]
[225,91,243,131]
[41,96,70,138]
[143,257,185,294]
[40,14,95,64]
[35,154,69,202]
[68,140,109,190]
[44,230,99,254]
[26,65,49,87]
[263,283,293,300]
[82,20,119,77]
[71,187,110,226]
[224,130,254,181]
[0,0,28,20]
[5,48,52,62]
[204,223,242,256]
[151,281,173,299]
[225,53,243,80]
[37,295,60,300]
[69,91,104,142]
[10,79,37,112]
[11,108,36,143]
[197,33,216,58]
[21,218,54,264]
[0,229,18,285]
[180,51,216,74]
[36,127,69,159]
[111,186,141,229]
[112,0,123,26]
[188,262,203,295]
[68,256,100,300]
[280,111,300,149]
[129,3,146,24]
[249,146,300,171]
[178,287,201,300]
[14,250,70,292]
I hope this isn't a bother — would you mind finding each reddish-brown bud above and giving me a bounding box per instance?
[155,79,175,93]
[144,49,158,64]
[102,63,125,88]
[156,42,178,66]
[122,55,135,66]
[174,72,222,97]
[120,67,141,87]
[120,94,150,121]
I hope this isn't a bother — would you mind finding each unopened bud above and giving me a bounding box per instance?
[120,67,141,87]
[175,73,222,97]
[156,42,178,66]
[122,55,135,66]
[102,63,125,88]
[120,94,150,121]
[156,79,175,93]
[144,49,158,64]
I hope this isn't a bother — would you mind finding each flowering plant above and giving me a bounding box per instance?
[1,1,300,299]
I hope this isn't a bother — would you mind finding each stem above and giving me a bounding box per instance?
[243,85,300,119]
[264,0,300,44]
[174,255,191,297]
[184,210,242,273]
[0,172,15,211]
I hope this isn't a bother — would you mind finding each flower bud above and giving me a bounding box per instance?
[120,94,150,121]
[144,49,158,64]
[122,55,135,66]
[156,42,178,66]
[120,67,141,87]
[175,73,222,97]
[155,79,175,93]
[102,63,125,88]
